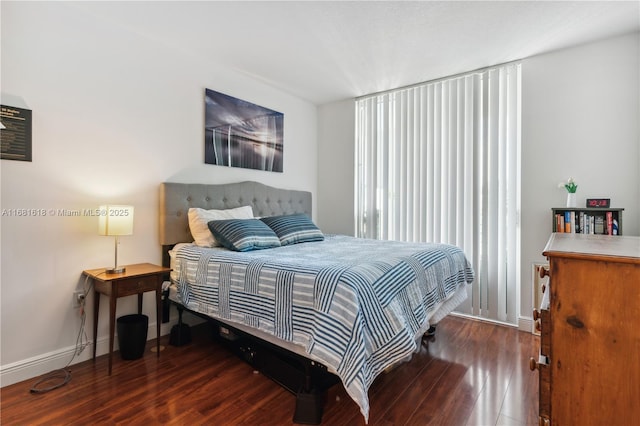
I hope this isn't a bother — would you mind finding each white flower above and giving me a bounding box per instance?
[558,177,578,193]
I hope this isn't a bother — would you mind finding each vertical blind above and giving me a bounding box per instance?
[355,63,521,324]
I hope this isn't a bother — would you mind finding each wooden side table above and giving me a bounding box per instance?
[83,263,171,375]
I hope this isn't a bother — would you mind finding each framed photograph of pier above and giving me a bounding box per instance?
[205,89,283,173]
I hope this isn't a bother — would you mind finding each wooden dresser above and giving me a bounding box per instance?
[531,233,640,425]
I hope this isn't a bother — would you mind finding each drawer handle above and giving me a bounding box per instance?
[539,266,550,279]
[529,355,549,371]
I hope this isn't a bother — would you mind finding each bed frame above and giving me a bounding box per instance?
[159,181,337,424]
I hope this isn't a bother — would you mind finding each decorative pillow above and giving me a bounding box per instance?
[260,214,324,246]
[188,206,254,247]
[207,219,281,252]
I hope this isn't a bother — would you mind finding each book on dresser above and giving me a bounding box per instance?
[551,207,623,235]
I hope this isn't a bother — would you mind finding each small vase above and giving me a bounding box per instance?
[566,192,576,208]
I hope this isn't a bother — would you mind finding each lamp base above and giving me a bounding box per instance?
[105,266,126,274]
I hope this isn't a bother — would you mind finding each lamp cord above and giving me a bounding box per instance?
[30,276,95,394]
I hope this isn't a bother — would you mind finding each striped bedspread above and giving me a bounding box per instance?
[171,235,474,422]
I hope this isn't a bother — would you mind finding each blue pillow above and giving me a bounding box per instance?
[207,219,281,252]
[260,214,324,246]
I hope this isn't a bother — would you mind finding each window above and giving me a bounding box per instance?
[355,63,521,324]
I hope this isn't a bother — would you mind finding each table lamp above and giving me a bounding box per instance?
[98,205,134,274]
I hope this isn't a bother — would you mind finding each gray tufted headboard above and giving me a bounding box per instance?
[159,181,312,247]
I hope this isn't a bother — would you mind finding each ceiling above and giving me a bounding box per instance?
[73,1,640,105]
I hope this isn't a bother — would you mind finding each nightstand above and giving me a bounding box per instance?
[83,263,171,375]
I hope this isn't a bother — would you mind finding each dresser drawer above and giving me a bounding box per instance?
[539,361,550,417]
[115,275,158,296]
[540,308,550,356]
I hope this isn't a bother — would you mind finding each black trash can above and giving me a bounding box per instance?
[117,314,148,360]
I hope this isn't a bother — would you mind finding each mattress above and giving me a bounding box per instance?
[169,234,474,422]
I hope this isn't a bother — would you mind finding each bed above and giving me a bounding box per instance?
[159,181,474,424]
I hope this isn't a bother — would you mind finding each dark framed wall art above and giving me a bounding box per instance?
[0,104,32,162]
[205,89,283,173]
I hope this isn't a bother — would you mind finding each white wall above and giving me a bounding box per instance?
[316,99,355,235]
[520,32,640,318]
[1,2,317,385]
[317,32,640,329]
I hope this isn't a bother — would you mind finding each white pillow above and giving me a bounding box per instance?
[188,205,254,247]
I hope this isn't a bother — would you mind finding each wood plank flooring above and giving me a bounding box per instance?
[0,316,539,425]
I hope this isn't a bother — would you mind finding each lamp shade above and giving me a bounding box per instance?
[98,205,134,236]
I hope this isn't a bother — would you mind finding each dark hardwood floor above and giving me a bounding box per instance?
[1,316,539,425]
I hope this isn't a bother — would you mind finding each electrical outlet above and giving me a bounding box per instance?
[73,291,85,308]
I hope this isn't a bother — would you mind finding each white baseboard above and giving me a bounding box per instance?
[0,319,183,388]
[449,312,535,335]
[450,312,518,328]
[518,316,534,334]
